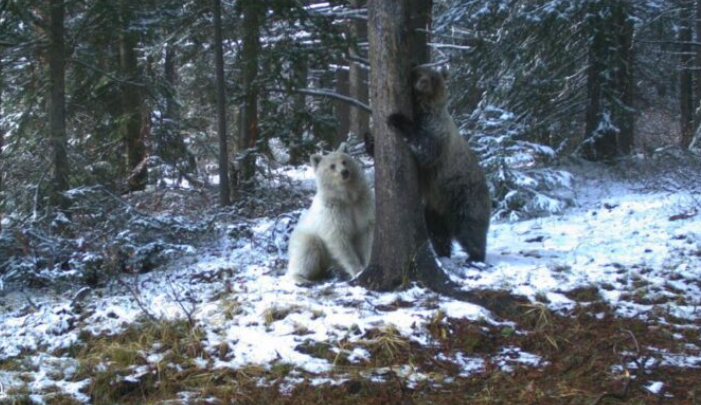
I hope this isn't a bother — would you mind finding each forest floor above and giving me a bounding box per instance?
[1,157,701,405]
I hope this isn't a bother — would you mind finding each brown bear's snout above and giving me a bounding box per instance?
[341,169,351,180]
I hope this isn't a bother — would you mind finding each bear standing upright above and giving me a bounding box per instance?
[388,68,491,261]
[287,145,375,283]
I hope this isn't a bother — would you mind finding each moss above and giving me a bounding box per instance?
[564,286,602,302]
[461,325,489,353]
[269,362,293,378]
[0,395,35,405]
[0,359,24,372]
[45,394,84,405]
[295,341,333,360]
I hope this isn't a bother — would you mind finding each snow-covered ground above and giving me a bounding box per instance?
[455,164,701,321]
[1,161,700,403]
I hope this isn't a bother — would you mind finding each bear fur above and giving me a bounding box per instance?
[388,68,491,261]
[287,146,375,283]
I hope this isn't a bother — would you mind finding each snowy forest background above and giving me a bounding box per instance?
[2,0,701,274]
[1,0,701,404]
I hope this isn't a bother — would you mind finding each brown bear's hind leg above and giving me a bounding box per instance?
[425,207,452,258]
[454,217,488,263]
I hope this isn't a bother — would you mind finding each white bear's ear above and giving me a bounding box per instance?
[337,142,348,153]
[310,154,323,170]
[440,68,449,80]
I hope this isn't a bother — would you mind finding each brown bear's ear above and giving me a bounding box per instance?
[439,68,449,80]
[310,154,323,170]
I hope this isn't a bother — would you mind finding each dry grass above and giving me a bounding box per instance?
[358,325,411,365]
[221,297,243,320]
[4,299,701,404]
[72,319,209,404]
[263,304,302,326]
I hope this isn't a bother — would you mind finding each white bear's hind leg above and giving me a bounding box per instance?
[353,229,373,268]
[287,231,329,284]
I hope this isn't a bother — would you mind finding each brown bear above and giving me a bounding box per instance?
[388,68,491,261]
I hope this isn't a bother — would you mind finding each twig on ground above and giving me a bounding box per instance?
[166,277,198,327]
[119,274,159,323]
[589,329,649,405]
[70,286,92,310]
[22,289,40,310]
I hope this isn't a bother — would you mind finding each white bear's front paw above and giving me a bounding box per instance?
[350,267,366,280]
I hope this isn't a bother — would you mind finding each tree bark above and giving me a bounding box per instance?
[164,35,178,122]
[356,0,439,290]
[582,0,635,160]
[238,0,261,190]
[48,0,70,210]
[119,1,147,192]
[694,0,701,132]
[334,65,350,147]
[348,0,369,142]
[680,6,694,149]
[289,53,307,166]
[213,0,231,205]
[616,5,635,154]
[0,50,4,230]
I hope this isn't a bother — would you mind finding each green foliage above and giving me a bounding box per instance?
[0,0,688,225]
[434,0,676,154]
[0,0,353,215]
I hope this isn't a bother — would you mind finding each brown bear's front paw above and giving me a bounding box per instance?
[387,113,414,136]
[363,131,375,157]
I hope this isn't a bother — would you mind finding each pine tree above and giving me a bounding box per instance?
[213,0,231,206]
[237,0,262,190]
[581,0,635,160]
[47,0,70,210]
[119,1,148,191]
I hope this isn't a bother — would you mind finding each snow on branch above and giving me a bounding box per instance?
[428,42,473,51]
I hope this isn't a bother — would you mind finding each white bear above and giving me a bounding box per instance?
[287,146,374,283]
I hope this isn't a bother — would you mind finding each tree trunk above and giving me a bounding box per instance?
[694,0,701,132]
[119,2,147,192]
[356,0,439,290]
[164,36,178,122]
[213,0,231,205]
[692,2,701,155]
[0,50,4,230]
[48,0,70,210]
[334,65,350,148]
[348,0,370,142]
[582,0,635,160]
[238,0,261,190]
[616,5,635,154]
[583,23,604,158]
[289,54,307,166]
[680,6,694,148]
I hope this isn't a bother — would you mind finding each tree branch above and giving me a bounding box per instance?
[70,57,146,87]
[428,42,472,51]
[267,87,371,113]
